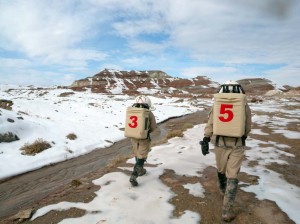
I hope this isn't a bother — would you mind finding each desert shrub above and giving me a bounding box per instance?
[20,138,51,155]
[0,132,19,143]
[66,133,77,140]
[0,99,13,110]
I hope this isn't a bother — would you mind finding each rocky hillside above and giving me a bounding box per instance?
[70,69,219,97]
[70,69,298,97]
[237,78,276,95]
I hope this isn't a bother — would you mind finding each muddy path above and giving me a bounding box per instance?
[0,109,209,220]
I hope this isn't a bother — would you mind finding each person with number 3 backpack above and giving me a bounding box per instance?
[200,80,252,222]
[125,95,157,187]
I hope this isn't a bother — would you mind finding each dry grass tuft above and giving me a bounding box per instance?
[20,138,51,155]
[71,179,82,188]
[66,133,77,140]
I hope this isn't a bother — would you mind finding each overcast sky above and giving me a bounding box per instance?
[0,0,299,87]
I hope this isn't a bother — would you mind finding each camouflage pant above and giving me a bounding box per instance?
[131,138,151,159]
[214,146,245,178]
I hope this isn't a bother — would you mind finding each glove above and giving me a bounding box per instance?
[199,137,210,156]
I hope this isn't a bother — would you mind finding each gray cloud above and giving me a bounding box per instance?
[0,0,299,86]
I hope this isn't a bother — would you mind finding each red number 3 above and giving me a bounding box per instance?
[129,116,138,128]
[218,104,234,122]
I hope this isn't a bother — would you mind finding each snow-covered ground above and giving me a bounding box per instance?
[0,85,208,180]
[1,85,300,223]
[31,120,300,223]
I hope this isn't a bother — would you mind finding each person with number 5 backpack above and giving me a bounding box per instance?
[125,95,157,187]
[200,80,252,222]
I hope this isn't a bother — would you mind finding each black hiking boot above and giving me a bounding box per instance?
[217,172,227,195]
[130,158,147,186]
[136,158,147,176]
[130,173,138,187]
[130,165,139,187]
[136,166,147,176]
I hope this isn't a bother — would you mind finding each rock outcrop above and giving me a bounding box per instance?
[70,69,218,97]
[237,78,275,95]
[0,132,19,143]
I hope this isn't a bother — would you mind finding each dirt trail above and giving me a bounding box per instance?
[0,110,209,221]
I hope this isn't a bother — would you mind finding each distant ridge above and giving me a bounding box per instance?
[70,69,219,97]
[70,69,295,97]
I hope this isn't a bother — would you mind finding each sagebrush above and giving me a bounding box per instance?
[66,133,77,140]
[20,138,51,155]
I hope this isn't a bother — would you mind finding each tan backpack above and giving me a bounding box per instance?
[213,93,246,137]
[124,106,150,139]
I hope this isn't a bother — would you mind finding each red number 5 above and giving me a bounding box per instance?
[129,116,138,128]
[218,104,233,122]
